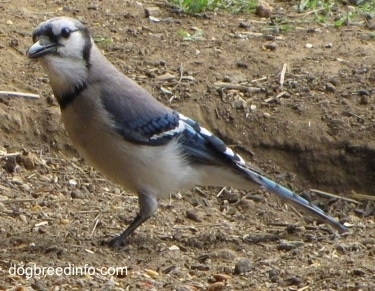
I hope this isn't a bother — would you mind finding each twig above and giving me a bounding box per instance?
[267,222,290,227]
[297,285,311,291]
[299,8,325,17]
[70,162,87,175]
[289,204,303,218]
[195,187,208,197]
[280,63,287,89]
[213,82,261,93]
[251,76,268,83]
[90,214,100,237]
[310,189,361,204]
[264,91,288,103]
[172,63,183,91]
[0,91,40,99]
[345,111,365,121]
[0,152,21,157]
[233,31,264,37]
[216,187,226,198]
[0,199,34,204]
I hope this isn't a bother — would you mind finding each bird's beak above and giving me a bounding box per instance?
[26,40,59,59]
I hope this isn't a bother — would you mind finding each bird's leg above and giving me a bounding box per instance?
[108,189,158,248]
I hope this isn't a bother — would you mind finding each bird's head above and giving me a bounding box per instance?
[27,17,92,101]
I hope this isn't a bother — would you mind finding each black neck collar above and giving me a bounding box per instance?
[57,82,88,109]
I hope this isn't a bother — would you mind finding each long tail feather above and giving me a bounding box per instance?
[236,163,348,233]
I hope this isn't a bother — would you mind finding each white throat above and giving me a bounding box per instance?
[41,55,88,97]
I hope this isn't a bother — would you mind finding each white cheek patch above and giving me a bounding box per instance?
[59,33,86,59]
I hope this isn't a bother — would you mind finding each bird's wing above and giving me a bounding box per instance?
[99,82,251,166]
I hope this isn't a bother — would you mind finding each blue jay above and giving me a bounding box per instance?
[26,17,347,247]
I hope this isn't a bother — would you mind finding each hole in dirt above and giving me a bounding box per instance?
[257,142,375,195]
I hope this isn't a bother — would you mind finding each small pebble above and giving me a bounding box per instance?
[19,214,28,224]
[263,112,271,118]
[10,39,19,47]
[218,189,239,203]
[347,5,356,13]
[325,42,333,48]
[352,269,365,276]
[239,22,250,28]
[223,75,231,82]
[263,42,277,51]
[213,273,232,282]
[4,157,16,173]
[235,199,253,210]
[360,95,369,105]
[305,43,313,48]
[60,219,70,225]
[87,5,98,10]
[325,82,336,93]
[186,209,201,222]
[18,154,36,170]
[233,258,252,275]
[277,240,305,251]
[358,89,370,96]
[256,1,273,18]
[232,97,247,110]
[168,245,180,251]
[68,179,77,186]
[236,62,248,69]
[285,276,302,285]
[144,269,159,278]
[208,282,225,291]
[328,78,339,86]
[38,226,48,234]
[268,268,280,280]
[144,7,160,18]
[71,191,83,199]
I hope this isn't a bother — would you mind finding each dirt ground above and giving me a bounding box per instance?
[1,0,375,290]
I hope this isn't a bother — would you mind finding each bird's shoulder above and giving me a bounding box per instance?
[97,74,180,145]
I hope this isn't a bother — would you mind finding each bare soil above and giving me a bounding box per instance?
[1,1,375,290]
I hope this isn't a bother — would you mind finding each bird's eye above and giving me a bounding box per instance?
[61,28,71,38]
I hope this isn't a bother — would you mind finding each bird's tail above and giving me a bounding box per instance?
[236,163,348,233]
